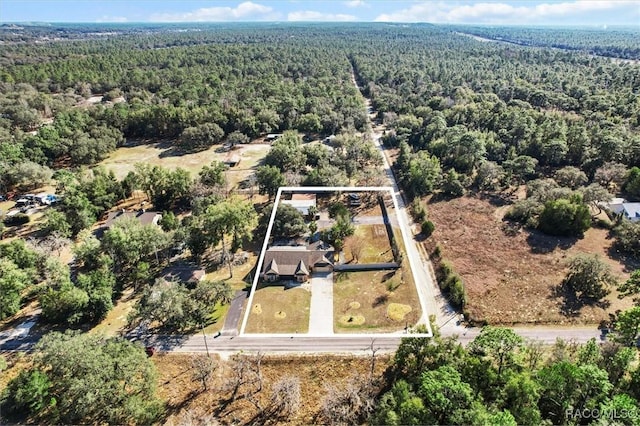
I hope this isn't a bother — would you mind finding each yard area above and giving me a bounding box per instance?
[99,141,271,189]
[425,194,636,325]
[333,269,421,333]
[244,284,311,334]
[345,225,394,264]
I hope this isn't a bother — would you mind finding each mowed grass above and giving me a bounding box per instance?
[244,285,310,334]
[334,269,421,333]
[100,142,270,188]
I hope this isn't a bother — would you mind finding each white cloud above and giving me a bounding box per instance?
[375,1,637,24]
[96,16,128,23]
[150,1,280,22]
[345,0,367,7]
[288,11,358,21]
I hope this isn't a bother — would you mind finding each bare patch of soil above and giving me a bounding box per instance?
[426,195,634,325]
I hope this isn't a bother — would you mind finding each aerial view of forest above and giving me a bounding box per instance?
[1,13,640,425]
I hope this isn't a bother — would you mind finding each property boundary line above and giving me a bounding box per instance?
[239,186,433,338]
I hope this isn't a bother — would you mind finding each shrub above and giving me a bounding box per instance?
[504,199,542,224]
[449,277,467,308]
[411,199,427,222]
[421,220,435,237]
[537,197,591,237]
[4,213,30,226]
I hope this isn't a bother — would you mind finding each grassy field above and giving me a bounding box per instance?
[426,194,636,325]
[100,142,270,188]
[333,269,421,333]
[346,225,394,264]
[244,284,311,334]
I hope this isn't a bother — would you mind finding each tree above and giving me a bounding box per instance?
[537,361,612,425]
[615,218,640,255]
[268,376,302,420]
[199,160,226,188]
[191,354,218,392]
[554,166,587,189]
[537,196,591,237]
[226,130,250,146]
[503,156,538,186]
[613,306,640,346]
[441,169,465,198]
[581,183,612,217]
[2,331,162,424]
[618,270,640,305]
[179,122,224,151]
[418,365,475,425]
[468,326,523,377]
[1,369,53,418]
[563,254,616,301]
[624,166,640,200]
[0,259,29,319]
[256,165,285,200]
[272,203,307,238]
[41,209,71,237]
[202,199,257,277]
[405,151,441,197]
[102,217,172,275]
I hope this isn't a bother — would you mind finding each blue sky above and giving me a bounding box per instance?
[1,1,639,25]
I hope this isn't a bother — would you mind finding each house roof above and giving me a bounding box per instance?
[104,210,161,228]
[294,260,309,276]
[161,265,206,284]
[623,203,640,219]
[265,259,279,275]
[261,241,333,277]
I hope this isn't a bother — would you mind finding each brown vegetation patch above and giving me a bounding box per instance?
[157,353,391,425]
[426,194,634,325]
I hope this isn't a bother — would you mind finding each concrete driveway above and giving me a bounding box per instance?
[308,272,334,335]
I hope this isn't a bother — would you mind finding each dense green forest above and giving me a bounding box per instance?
[1,23,640,425]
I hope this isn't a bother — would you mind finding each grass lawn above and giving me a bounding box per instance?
[333,269,421,333]
[346,225,394,264]
[90,288,138,337]
[244,284,310,334]
[100,142,270,189]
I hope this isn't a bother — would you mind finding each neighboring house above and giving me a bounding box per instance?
[261,240,333,283]
[161,264,206,286]
[621,203,640,222]
[602,198,640,222]
[95,209,162,237]
[281,193,317,217]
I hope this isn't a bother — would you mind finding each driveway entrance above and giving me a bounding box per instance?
[308,272,334,335]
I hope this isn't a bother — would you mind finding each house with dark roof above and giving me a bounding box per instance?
[95,209,162,237]
[261,240,333,283]
[161,264,206,287]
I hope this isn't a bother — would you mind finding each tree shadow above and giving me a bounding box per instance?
[477,191,517,207]
[606,244,640,273]
[372,294,389,308]
[551,283,611,318]
[525,229,579,254]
